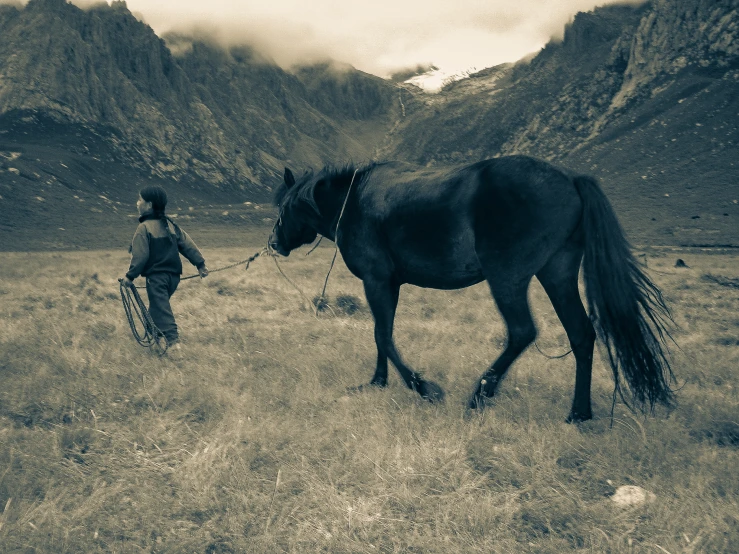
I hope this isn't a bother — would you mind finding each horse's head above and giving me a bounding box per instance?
[269,167,319,256]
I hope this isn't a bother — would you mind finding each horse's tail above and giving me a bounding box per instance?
[573,175,675,412]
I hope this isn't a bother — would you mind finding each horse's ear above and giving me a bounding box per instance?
[284,167,296,188]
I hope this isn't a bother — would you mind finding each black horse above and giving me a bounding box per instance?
[270,156,674,422]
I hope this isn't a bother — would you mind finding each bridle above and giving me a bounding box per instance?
[270,168,359,254]
[268,203,285,256]
[269,169,360,314]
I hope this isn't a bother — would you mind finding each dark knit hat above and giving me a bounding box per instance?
[139,186,168,215]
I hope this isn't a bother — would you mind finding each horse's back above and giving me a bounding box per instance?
[351,156,583,288]
[363,156,581,224]
[473,156,581,212]
[362,161,476,215]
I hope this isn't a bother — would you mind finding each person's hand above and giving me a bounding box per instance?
[121,277,135,288]
[198,265,209,279]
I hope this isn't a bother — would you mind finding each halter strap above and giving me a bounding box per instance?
[333,168,359,242]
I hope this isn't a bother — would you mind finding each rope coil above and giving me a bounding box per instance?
[119,279,168,355]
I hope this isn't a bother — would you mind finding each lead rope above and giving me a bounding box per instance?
[181,249,265,280]
[131,249,267,289]
[318,168,359,303]
[268,247,319,314]
[534,340,572,359]
[122,248,267,353]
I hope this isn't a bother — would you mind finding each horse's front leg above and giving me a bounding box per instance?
[363,278,444,402]
[371,351,389,387]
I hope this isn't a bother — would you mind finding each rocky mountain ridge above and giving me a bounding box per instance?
[1,0,737,249]
[383,0,738,245]
[0,0,400,197]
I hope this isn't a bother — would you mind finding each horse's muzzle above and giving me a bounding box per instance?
[268,235,289,257]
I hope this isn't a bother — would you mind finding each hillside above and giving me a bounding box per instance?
[1,0,737,249]
[0,0,401,248]
[386,0,739,246]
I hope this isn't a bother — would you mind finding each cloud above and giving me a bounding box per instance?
[61,0,647,76]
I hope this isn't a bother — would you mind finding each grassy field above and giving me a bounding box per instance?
[0,240,737,553]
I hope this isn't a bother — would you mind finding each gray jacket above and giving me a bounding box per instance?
[126,217,205,280]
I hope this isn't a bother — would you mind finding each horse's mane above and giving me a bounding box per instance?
[273,163,373,215]
[273,169,316,211]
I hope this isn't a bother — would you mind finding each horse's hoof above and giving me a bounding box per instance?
[417,380,445,403]
[468,394,489,410]
[565,411,593,424]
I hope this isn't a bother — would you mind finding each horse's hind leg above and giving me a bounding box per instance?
[536,245,596,422]
[363,278,444,402]
[469,278,536,409]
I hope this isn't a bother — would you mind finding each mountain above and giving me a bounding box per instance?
[1,0,737,249]
[0,0,402,247]
[384,0,739,245]
[0,0,401,187]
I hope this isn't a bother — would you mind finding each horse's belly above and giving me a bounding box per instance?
[397,251,484,289]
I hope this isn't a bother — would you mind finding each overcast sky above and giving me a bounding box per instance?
[72,0,643,78]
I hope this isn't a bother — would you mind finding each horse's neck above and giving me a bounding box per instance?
[316,174,355,240]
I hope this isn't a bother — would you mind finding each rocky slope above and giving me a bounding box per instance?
[386,2,653,162]
[0,0,400,195]
[0,0,402,247]
[1,0,737,249]
[385,0,739,245]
